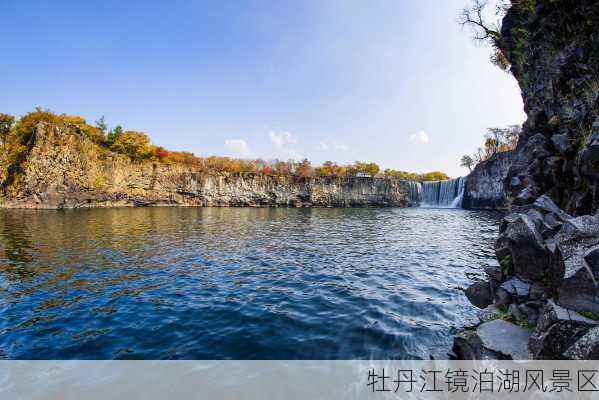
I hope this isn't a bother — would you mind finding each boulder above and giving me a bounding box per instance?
[465,280,493,309]
[551,134,571,154]
[493,287,512,308]
[477,319,531,360]
[477,305,502,323]
[558,246,599,314]
[495,213,564,289]
[563,327,599,359]
[508,301,543,326]
[451,319,531,360]
[483,264,503,283]
[529,282,550,300]
[451,330,483,360]
[532,194,571,222]
[500,277,531,300]
[529,300,599,359]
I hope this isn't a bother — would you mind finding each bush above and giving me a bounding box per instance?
[0,113,15,142]
[419,171,450,181]
[110,131,153,160]
[153,146,170,161]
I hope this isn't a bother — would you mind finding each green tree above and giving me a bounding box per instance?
[110,131,153,160]
[94,116,108,133]
[0,113,15,144]
[106,125,123,145]
[460,155,474,172]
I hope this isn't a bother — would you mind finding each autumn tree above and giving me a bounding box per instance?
[273,160,291,175]
[111,131,153,160]
[295,159,313,178]
[419,171,450,181]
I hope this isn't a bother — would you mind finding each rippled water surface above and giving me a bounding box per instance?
[0,207,501,359]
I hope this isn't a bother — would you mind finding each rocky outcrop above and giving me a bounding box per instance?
[454,0,599,361]
[499,1,599,215]
[455,195,599,360]
[0,123,413,209]
[463,152,511,210]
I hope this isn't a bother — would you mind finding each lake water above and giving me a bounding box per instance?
[0,207,501,360]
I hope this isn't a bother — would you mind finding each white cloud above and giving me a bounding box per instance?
[269,130,301,159]
[317,140,349,152]
[224,139,253,157]
[408,130,430,145]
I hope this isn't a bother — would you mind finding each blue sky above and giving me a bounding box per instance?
[0,0,524,177]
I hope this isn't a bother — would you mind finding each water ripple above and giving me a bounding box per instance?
[0,207,501,359]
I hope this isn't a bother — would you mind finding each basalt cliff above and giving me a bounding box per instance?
[0,123,412,209]
[454,0,599,360]
[463,152,512,210]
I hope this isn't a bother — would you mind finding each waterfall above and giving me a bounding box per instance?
[403,180,422,204]
[420,177,465,208]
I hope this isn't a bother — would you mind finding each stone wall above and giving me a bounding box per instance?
[0,124,412,209]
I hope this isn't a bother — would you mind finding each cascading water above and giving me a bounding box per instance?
[420,177,465,208]
[403,181,422,205]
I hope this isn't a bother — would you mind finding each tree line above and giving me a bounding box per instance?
[0,108,452,181]
[460,125,520,171]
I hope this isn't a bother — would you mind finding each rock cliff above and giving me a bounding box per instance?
[463,152,512,210]
[0,123,412,209]
[454,0,599,360]
[500,0,599,215]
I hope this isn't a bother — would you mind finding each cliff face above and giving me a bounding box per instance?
[463,152,512,210]
[454,2,599,361]
[500,1,599,215]
[0,124,411,209]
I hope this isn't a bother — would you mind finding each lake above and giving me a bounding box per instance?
[0,207,501,359]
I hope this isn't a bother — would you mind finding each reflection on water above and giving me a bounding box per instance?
[0,207,501,359]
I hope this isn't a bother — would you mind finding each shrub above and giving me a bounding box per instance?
[419,171,450,181]
[153,146,169,161]
[0,113,15,142]
[166,151,200,166]
[110,131,153,160]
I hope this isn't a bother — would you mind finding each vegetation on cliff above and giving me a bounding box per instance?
[460,125,520,171]
[0,108,452,183]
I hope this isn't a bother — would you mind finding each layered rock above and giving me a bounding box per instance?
[463,151,511,210]
[0,124,413,209]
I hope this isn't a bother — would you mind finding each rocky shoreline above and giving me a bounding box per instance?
[454,195,599,359]
[452,0,599,360]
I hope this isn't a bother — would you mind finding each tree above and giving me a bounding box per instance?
[110,131,153,160]
[419,171,450,181]
[295,158,313,178]
[0,113,15,144]
[153,146,169,161]
[106,125,123,145]
[273,160,291,175]
[94,116,108,133]
[459,0,510,71]
[460,155,474,172]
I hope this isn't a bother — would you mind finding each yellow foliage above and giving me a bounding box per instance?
[110,131,153,160]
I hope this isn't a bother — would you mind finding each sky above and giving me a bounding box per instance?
[0,0,525,177]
